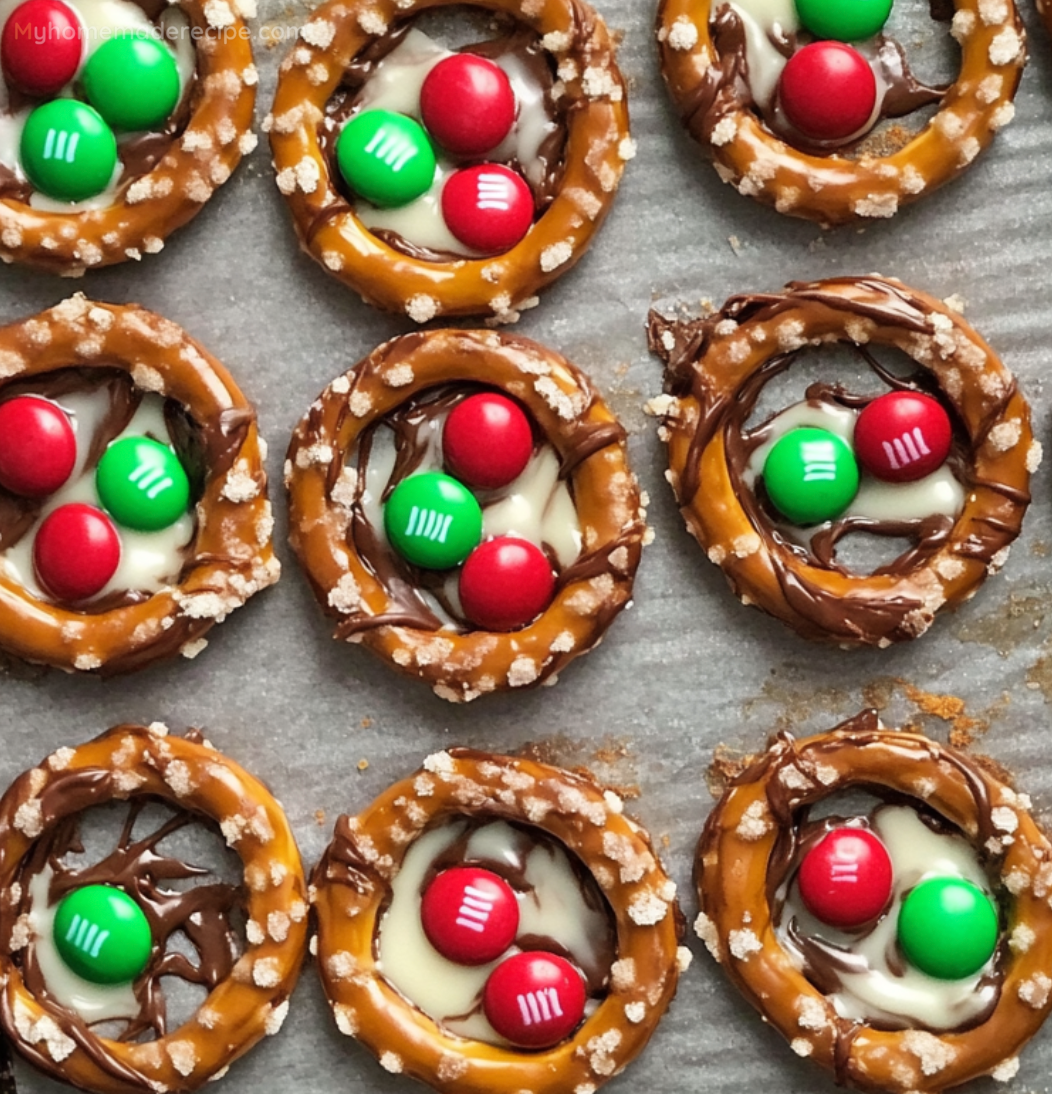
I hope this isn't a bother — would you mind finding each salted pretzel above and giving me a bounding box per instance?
[268,0,631,322]
[313,748,689,1094]
[696,712,1052,1093]
[0,724,309,1093]
[0,0,257,275]
[0,295,279,674]
[286,329,644,702]
[655,0,1025,225]
[647,276,1036,647]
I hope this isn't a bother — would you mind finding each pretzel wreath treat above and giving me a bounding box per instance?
[0,723,309,1093]
[269,0,631,322]
[0,295,279,675]
[696,711,1052,1093]
[313,749,689,1094]
[647,276,1036,647]
[0,0,256,274]
[656,0,1024,225]
[286,329,645,702]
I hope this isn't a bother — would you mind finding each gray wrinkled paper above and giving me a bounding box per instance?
[3,0,1052,1088]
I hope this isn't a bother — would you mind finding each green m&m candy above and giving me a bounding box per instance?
[20,99,117,202]
[795,0,893,41]
[83,34,181,132]
[762,427,859,525]
[384,472,482,569]
[53,885,152,984]
[336,110,436,208]
[897,877,998,980]
[96,436,190,531]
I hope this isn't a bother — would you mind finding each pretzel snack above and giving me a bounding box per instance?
[696,712,1052,1093]
[0,295,279,674]
[648,276,1036,647]
[0,0,257,274]
[286,329,644,701]
[269,0,631,321]
[0,724,309,1094]
[313,748,688,1094]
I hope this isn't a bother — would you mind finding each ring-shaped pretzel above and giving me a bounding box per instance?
[0,724,309,1093]
[655,0,1025,225]
[0,296,279,675]
[0,0,257,275]
[286,329,644,702]
[695,712,1052,1093]
[648,276,1035,647]
[269,0,630,321]
[313,748,686,1093]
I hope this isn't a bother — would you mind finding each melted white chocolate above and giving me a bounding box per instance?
[357,396,580,628]
[350,28,558,255]
[0,0,194,209]
[377,819,609,1044]
[777,806,998,1029]
[744,399,964,549]
[0,388,195,602]
[28,867,140,1023]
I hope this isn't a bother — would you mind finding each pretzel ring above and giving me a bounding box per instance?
[656,0,1024,225]
[696,712,1052,1093]
[647,276,1036,647]
[286,329,644,702]
[313,748,688,1094]
[269,0,630,321]
[0,295,279,675]
[0,723,309,1093]
[0,0,256,275]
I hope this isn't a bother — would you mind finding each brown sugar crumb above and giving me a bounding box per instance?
[315,809,326,826]
[357,759,369,772]
[361,717,373,728]
[900,681,995,747]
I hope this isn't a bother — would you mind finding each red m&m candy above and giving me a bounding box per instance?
[1,0,83,97]
[442,165,534,254]
[779,42,877,142]
[854,392,952,483]
[0,396,76,497]
[420,54,516,156]
[798,827,893,929]
[421,867,519,965]
[460,537,555,631]
[33,503,120,601]
[483,952,585,1047]
[443,393,533,489]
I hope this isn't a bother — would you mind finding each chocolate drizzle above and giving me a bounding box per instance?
[311,20,568,260]
[2,765,243,1088]
[0,368,208,614]
[414,817,616,1000]
[336,383,627,638]
[647,277,1032,646]
[673,2,947,158]
[0,0,196,206]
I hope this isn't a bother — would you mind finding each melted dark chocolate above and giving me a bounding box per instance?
[0,367,234,614]
[3,760,243,1088]
[311,22,568,260]
[648,279,1028,643]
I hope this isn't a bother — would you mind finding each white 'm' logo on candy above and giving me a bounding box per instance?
[364,128,418,173]
[800,439,838,483]
[476,173,511,212]
[882,428,930,470]
[42,128,80,164]
[454,884,495,933]
[404,506,452,543]
[516,987,564,1026]
[129,462,174,500]
[64,913,110,959]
